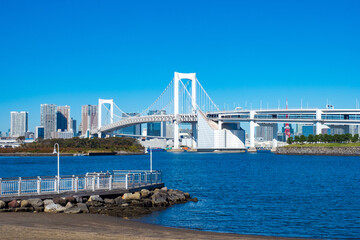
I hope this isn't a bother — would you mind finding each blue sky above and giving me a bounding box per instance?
[0,0,359,132]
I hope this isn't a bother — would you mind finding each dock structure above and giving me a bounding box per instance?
[0,170,163,201]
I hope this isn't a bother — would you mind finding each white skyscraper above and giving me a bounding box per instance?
[41,104,57,139]
[10,111,28,137]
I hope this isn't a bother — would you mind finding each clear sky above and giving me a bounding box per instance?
[0,0,359,133]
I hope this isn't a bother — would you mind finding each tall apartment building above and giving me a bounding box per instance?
[81,105,98,137]
[10,111,28,137]
[57,105,71,131]
[40,104,57,139]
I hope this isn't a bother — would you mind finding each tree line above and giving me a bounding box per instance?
[287,133,359,145]
[0,137,143,153]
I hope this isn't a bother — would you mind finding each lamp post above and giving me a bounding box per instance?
[53,143,60,193]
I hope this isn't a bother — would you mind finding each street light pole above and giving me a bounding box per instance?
[53,143,60,193]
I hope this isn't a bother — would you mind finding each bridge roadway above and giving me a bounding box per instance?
[92,114,197,135]
[94,108,360,151]
[207,109,360,125]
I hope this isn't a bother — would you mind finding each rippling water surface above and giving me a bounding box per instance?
[0,152,359,238]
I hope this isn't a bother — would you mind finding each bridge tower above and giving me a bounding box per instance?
[173,72,197,149]
[98,99,114,137]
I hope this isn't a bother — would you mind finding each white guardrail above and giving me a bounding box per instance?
[0,170,162,197]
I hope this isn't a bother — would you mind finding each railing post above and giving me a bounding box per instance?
[150,172,153,185]
[92,176,95,191]
[0,178,2,196]
[109,175,112,190]
[85,176,88,190]
[37,176,41,195]
[97,173,100,189]
[125,174,128,189]
[145,172,147,186]
[139,173,142,187]
[75,176,78,193]
[72,175,75,191]
[54,176,57,192]
[18,177,22,196]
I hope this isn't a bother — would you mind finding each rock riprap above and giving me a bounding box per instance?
[0,188,196,218]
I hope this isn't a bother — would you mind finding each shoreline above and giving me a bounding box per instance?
[276,146,360,156]
[0,151,145,157]
[0,212,298,240]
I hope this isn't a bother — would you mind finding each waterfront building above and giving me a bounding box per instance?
[295,124,304,136]
[147,110,166,137]
[255,124,278,141]
[35,126,44,139]
[116,113,141,135]
[41,104,57,139]
[302,125,315,137]
[57,105,71,131]
[25,131,34,139]
[349,125,360,135]
[329,125,350,135]
[81,105,98,137]
[51,129,74,139]
[10,111,28,137]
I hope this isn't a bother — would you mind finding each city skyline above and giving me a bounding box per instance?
[1,1,359,132]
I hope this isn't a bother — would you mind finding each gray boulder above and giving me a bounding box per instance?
[140,189,150,198]
[44,203,66,213]
[28,198,43,208]
[0,200,6,209]
[88,195,104,202]
[53,197,67,206]
[65,202,73,209]
[151,191,169,207]
[43,199,54,206]
[114,196,125,204]
[77,203,89,213]
[104,198,115,204]
[64,207,81,214]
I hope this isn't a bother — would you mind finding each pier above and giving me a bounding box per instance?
[0,170,163,201]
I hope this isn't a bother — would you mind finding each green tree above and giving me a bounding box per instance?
[299,135,306,144]
[287,137,294,144]
[314,134,320,143]
[307,134,314,143]
[352,134,359,143]
[294,136,300,143]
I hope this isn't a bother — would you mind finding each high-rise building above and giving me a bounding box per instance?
[117,113,141,135]
[41,104,57,139]
[70,118,77,135]
[147,110,166,137]
[81,105,98,137]
[302,125,315,137]
[35,126,45,139]
[57,105,71,131]
[10,111,28,137]
[255,124,278,141]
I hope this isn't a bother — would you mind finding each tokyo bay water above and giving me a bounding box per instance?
[0,152,359,239]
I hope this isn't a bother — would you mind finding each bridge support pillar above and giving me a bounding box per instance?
[248,111,257,152]
[315,109,323,135]
[191,123,197,149]
[174,120,179,149]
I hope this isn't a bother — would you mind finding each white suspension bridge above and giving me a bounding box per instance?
[89,72,360,152]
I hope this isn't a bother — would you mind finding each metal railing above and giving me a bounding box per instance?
[0,170,162,197]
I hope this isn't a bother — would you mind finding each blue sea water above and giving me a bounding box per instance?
[0,152,360,239]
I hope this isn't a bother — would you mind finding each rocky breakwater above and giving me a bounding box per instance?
[277,146,360,156]
[0,187,198,218]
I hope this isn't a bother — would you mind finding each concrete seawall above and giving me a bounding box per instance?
[276,146,360,156]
